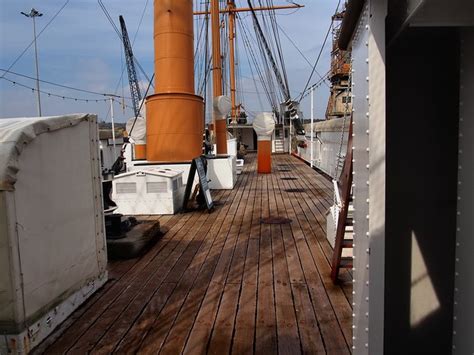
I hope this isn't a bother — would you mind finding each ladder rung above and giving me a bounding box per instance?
[342,240,353,248]
[340,257,353,268]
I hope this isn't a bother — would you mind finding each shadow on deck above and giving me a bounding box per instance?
[34,154,353,355]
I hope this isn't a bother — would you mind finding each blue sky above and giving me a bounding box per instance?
[0,0,339,122]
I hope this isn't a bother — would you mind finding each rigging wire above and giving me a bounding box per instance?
[238,16,277,111]
[0,0,71,80]
[276,23,329,88]
[299,53,350,102]
[98,0,152,121]
[98,0,152,87]
[248,2,283,97]
[297,0,341,102]
[1,76,134,108]
[128,73,155,136]
[132,0,150,44]
[0,69,132,99]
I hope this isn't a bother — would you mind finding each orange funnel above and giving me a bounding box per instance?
[146,0,204,162]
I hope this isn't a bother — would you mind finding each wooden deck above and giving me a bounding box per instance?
[36,153,353,355]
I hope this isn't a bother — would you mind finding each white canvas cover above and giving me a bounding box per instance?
[0,114,107,352]
[126,116,146,144]
[0,114,90,191]
[253,112,275,140]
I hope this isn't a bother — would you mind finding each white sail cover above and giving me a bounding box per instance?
[0,114,91,191]
[126,116,146,144]
[253,112,276,140]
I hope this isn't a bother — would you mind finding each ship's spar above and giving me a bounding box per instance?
[195,1,305,153]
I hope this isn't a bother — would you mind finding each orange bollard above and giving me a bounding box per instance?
[253,112,275,174]
[257,139,272,173]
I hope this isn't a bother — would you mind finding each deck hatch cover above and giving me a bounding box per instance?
[284,188,306,193]
[260,217,292,225]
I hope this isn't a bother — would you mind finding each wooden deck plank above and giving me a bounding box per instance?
[276,169,350,354]
[291,283,326,354]
[231,166,261,355]
[44,211,198,354]
[280,164,354,334]
[135,170,250,354]
[158,163,254,354]
[207,283,240,354]
[180,161,254,355]
[271,173,306,285]
[267,174,302,355]
[270,172,327,355]
[255,174,278,354]
[207,163,259,354]
[282,157,354,305]
[113,189,236,353]
[91,212,219,354]
[68,211,214,353]
[39,154,352,355]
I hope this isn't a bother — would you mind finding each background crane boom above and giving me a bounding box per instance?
[119,15,142,118]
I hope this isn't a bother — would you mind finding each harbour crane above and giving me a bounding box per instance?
[119,15,142,119]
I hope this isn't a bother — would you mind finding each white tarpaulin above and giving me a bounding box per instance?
[125,116,146,144]
[0,114,107,353]
[252,112,276,140]
[0,114,90,191]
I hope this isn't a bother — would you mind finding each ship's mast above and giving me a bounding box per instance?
[228,0,238,123]
[211,0,227,154]
[201,1,304,151]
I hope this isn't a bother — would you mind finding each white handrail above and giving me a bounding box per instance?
[333,179,342,208]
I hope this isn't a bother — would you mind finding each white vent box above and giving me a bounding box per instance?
[236,159,244,175]
[206,155,237,190]
[112,169,185,215]
[0,115,108,354]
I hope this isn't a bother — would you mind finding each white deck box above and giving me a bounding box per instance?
[207,155,237,190]
[236,159,244,175]
[112,169,185,215]
[0,115,108,354]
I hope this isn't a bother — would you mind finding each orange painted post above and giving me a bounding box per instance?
[145,0,204,162]
[257,139,272,173]
[253,112,275,174]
